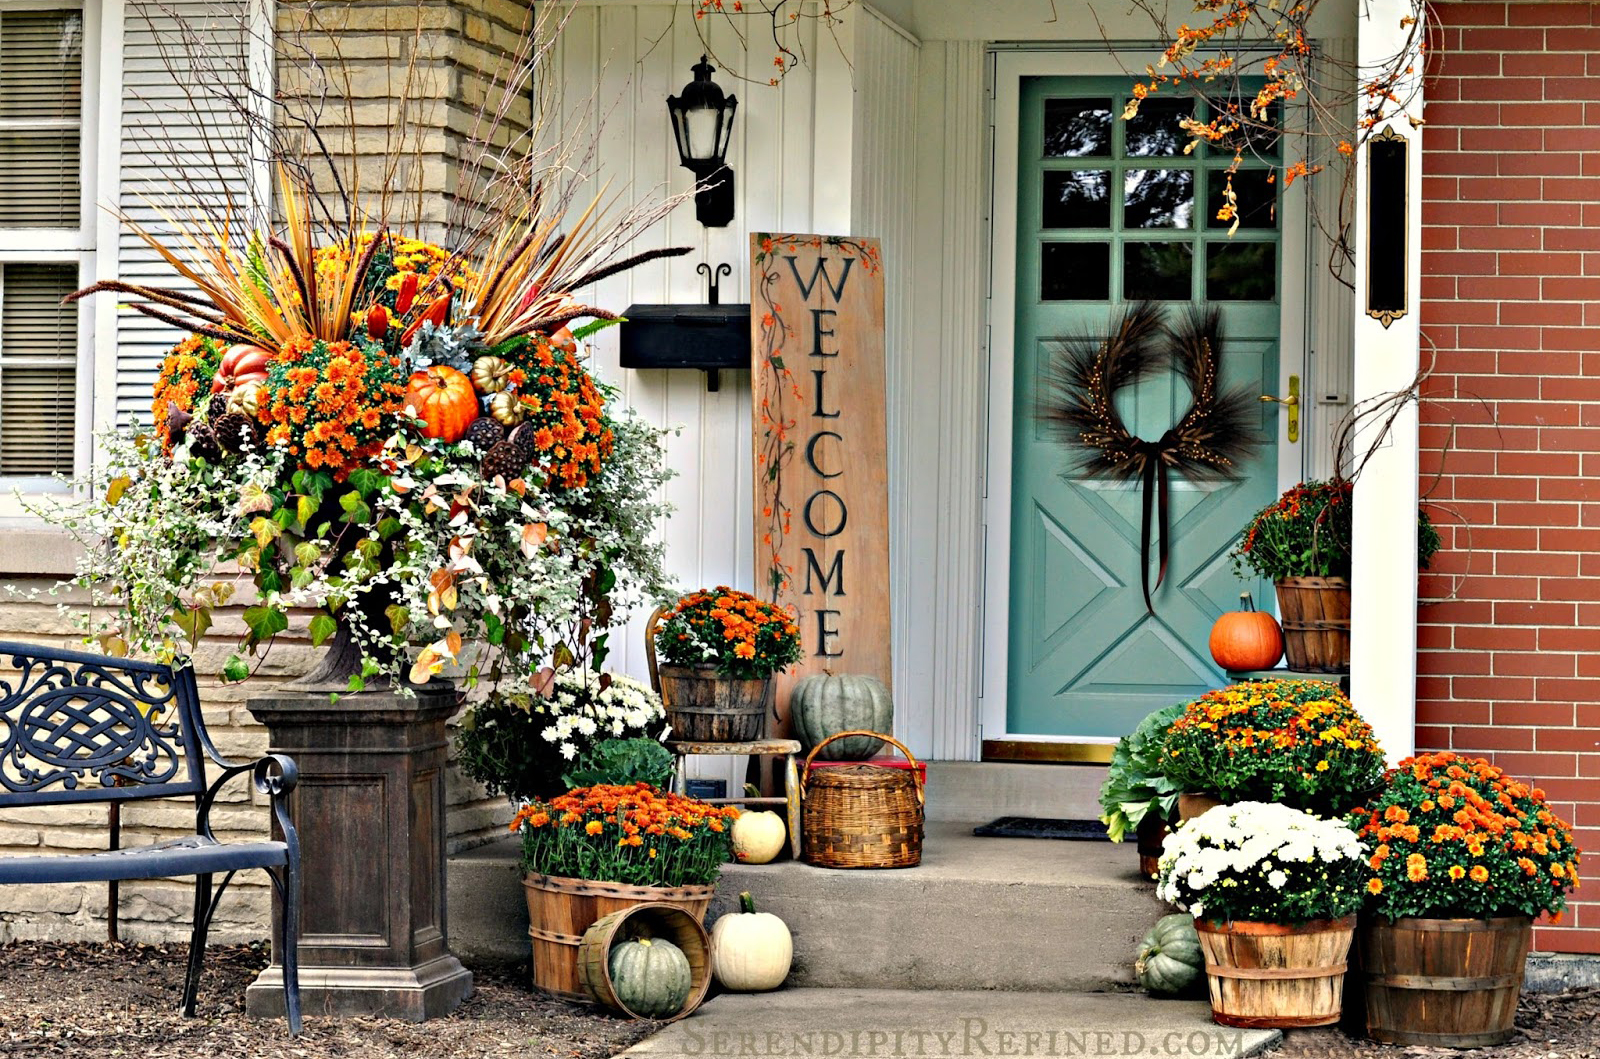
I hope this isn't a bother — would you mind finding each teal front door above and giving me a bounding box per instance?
[1005,77,1290,741]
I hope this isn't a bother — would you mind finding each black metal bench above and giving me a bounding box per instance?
[0,642,302,1033]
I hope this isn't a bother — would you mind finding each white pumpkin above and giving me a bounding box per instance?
[710,892,793,992]
[731,807,787,865]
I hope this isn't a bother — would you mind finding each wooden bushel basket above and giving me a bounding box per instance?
[1274,577,1351,673]
[1196,916,1356,1028]
[577,903,713,1022]
[655,664,770,742]
[801,730,925,869]
[1360,915,1532,1048]
[523,873,714,1000]
[644,607,769,742]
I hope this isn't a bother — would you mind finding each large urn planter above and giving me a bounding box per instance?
[1274,576,1350,673]
[1196,916,1356,1029]
[1359,915,1533,1048]
[244,679,473,1022]
[657,663,769,742]
[523,873,715,1000]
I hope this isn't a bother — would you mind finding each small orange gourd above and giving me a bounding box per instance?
[406,365,478,443]
[1208,592,1283,671]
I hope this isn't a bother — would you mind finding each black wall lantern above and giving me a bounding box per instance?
[668,55,738,227]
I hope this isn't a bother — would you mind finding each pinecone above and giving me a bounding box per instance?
[462,417,505,452]
[479,440,529,482]
[507,422,539,456]
[212,413,259,454]
[207,392,229,420]
[187,422,222,462]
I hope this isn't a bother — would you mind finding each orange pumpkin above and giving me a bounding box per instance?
[1208,593,1283,671]
[406,365,478,443]
[211,344,272,394]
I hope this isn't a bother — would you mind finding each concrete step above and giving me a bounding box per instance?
[449,820,1163,993]
[621,989,1280,1059]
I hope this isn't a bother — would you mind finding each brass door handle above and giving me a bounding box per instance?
[1259,374,1300,443]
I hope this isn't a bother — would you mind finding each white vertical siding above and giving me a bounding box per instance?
[554,3,858,686]
[914,41,987,760]
[848,6,920,733]
[114,1,255,424]
[1305,37,1357,483]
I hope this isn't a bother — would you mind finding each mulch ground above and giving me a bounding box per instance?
[1268,987,1600,1058]
[0,941,657,1059]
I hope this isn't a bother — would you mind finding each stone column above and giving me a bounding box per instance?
[244,682,473,1021]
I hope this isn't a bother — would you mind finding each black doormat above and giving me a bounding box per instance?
[972,817,1110,840]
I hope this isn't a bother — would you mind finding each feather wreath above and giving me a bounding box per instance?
[1043,302,1261,613]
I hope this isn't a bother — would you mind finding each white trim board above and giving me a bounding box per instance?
[978,49,1313,747]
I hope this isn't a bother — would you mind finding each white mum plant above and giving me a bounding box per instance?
[1156,801,1368,924]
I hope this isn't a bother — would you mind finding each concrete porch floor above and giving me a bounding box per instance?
[449,817,1164,992]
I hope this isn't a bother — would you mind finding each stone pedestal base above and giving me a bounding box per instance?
[244,682,473,1022]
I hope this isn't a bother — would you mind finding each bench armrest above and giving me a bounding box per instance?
[197,754,299,850]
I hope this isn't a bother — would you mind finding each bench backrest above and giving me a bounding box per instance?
[0,642,209,807]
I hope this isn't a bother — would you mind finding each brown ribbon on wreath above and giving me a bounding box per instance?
[1135,434,1176,615]
[1044,303,1262,616]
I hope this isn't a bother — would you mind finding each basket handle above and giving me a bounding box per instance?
[801,730,925,805]
[644,605,664,694]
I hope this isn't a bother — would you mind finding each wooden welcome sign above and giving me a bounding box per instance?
[750,234,891,735]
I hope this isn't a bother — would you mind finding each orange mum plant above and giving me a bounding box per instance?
[1360,752,1581,922]
[654,587,804,681]
[512,783,739,887]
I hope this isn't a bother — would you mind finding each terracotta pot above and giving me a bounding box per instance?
[1135,813,1168,878]
[523,873,714,1000]
[1178,792,1224,822]
[1359,914,1533,1048]
[1197,916,1356,1029]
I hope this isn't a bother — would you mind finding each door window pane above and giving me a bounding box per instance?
[1206,242,1276,300]
[1206,169,1277,230]
[1124,169,1193,229]
[1042,242,1110,301]
[1125,98,1192,157]
[1044,97,1112,157]
[1124,243,1192,300]
[1043,170,1111,229]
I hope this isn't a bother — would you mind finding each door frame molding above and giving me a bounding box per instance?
[979,48,1312,747]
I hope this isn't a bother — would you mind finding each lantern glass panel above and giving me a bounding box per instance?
[684,104,720,161]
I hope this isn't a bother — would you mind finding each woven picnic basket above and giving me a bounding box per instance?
[800,730,925,869]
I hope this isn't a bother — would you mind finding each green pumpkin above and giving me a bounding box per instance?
[609,936,692,1018]
[1135,913,1205,997]
[791,673,893,760]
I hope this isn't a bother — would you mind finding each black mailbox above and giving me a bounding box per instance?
[619,302,751,391]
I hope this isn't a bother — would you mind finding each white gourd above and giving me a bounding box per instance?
[731,808,787,864]
[710,892,793,992]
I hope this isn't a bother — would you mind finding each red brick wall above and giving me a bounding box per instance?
[1420,0,1600,954]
